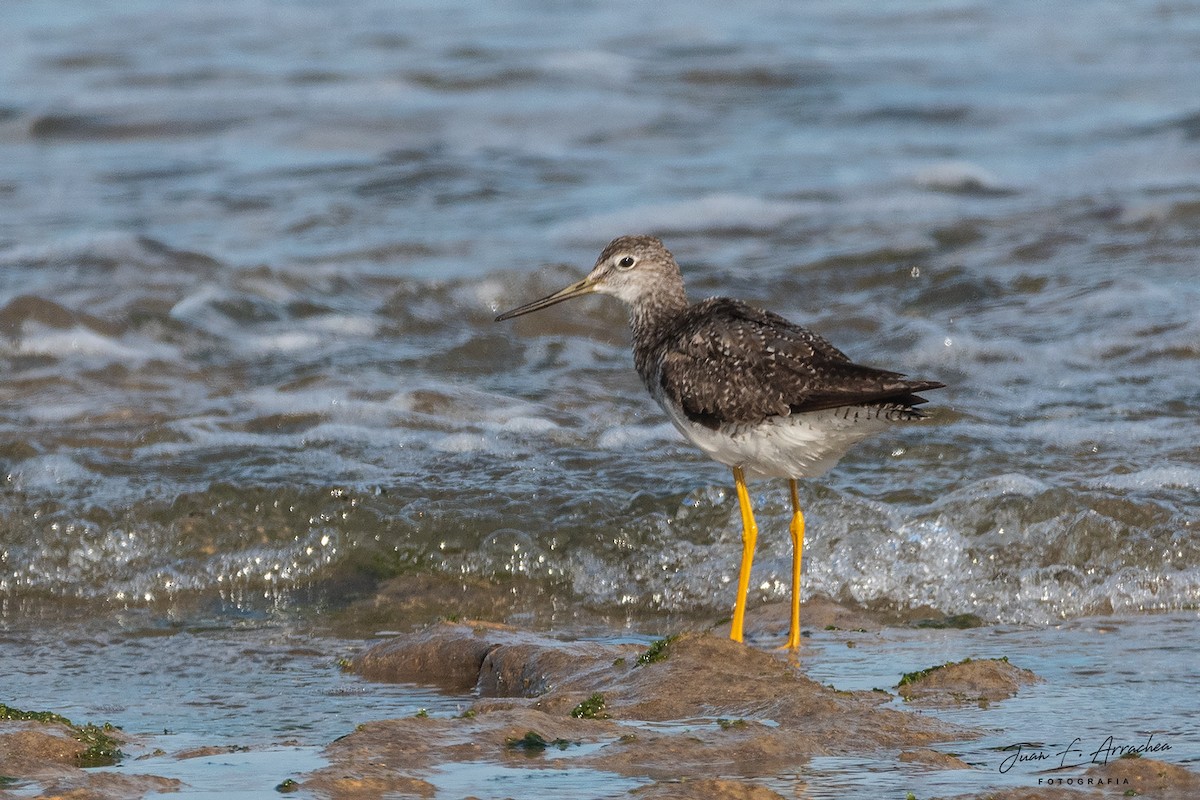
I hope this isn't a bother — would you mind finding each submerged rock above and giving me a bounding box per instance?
[314,621,975,797]
[896,656,1040,706]
[631,776,789,799]
[899,747,973,769]
[0,719,179,799]
[1087,756,1200,798]
[353,621,500,691]
[0,721,87,774]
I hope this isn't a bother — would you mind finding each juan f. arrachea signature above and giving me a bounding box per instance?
[999,734,1170,773]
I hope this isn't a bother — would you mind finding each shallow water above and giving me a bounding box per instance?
[3,610,1198,798]
[0,608,468,798]
[1,0,1199,795]
[3,0,1198,626]
[801,613,1200,797]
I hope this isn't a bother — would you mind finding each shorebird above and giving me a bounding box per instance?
[495,235,944,648]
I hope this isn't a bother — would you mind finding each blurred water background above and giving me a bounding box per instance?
[5,3,1200,797]
[2,0,1199,629]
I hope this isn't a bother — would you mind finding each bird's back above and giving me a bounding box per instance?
[638,297,943,431]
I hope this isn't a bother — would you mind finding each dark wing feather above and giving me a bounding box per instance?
[657,298,944,428]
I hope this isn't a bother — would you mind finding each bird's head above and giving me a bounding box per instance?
[495,235,684,321]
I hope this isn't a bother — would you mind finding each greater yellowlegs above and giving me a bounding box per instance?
[496,235,944,648]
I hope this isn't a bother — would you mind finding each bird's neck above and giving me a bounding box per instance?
[628,281,688,386]
[628,283,688,346]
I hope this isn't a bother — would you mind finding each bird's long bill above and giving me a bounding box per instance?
[494,276,596,321]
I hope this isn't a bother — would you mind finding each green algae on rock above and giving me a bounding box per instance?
[571,693,610,720]
[275,777,300,793]
[506,730,577,752]
[331,622,974,795]
[0,703,123,767]
[896,657,1038,706]
[636,635,678,666]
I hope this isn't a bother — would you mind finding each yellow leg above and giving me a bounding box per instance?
[729,466,758,643]
[785,479,806,649]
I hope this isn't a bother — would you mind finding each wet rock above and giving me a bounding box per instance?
[336,622,975,793]
[302,708,617,797]
[742,596,989,640]
[899,747,973,769]
[22,772,182,799]
[743,596,884,636]
[945,790,1081,799]
[1086,756,1200,798]
[632,777,789,799]
[353,621,642,706]
[174,744,251,760]
[0,720,179,799]
[584,722,812,780]
[897,657,1039,705]
[575,632,958,754]
[0,721,85,773]
[302,770,437,799]
[476,629,630,700]
[352,622,498,691]
[356,624,966,748]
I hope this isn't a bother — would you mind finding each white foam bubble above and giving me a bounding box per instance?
[912,161,1010,193]
[597,423,680,450]
[498,416,560,434]
[14,322,174,363]
[10,454,94,494]
[435,433,490,453]
[1090,467,1200,492]
[474,276,512,315]
[0,230,175,268]
[168,284,229,330]
[243,386,345,415]
[304,314,378,337]
[296,422,415,449]
[21,402,94,423]
[246,331,323,353]
[237,388,413,433]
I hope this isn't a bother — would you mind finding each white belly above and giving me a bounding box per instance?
[661,401,904,479]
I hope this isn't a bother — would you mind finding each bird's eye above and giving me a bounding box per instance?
[617,256,636,270]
